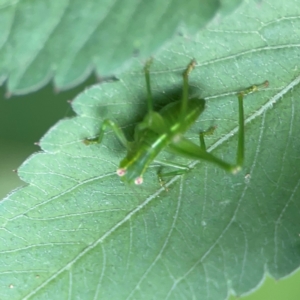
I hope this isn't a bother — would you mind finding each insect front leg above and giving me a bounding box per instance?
[83,119,129,150]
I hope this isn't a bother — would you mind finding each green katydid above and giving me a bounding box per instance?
[84,59,268,185]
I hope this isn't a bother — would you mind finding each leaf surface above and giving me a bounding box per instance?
[0,0,239,94]
[1,1,300,299]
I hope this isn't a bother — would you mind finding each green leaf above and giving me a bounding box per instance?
[0,0,238,94]
[1,1,300,299]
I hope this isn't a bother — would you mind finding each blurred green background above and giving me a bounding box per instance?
[0,79,299,299]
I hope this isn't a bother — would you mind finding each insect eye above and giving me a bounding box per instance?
[134,177,143,185]
[116,168,126,177]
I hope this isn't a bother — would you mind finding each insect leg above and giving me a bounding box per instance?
[199,126,217,151]
[171,137,235,171]
[157,166,190,191]
[236,80,269,167]
[144,58,154,113]
[83,119,129,149]
[169,80,269,173]
[181,59,197,118]
[157,169,189,191]
[155,160,190,190]
[158,168,189,180]
[154,159,189,170]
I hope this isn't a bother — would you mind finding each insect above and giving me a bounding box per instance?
[84,59,268,185]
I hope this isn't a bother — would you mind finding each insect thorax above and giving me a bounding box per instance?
[117,98,205,184]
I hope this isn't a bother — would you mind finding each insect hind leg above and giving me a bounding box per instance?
[167,80,269,174]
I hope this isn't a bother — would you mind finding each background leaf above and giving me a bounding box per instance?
[0,0,241,94]
[1,0,300,299]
